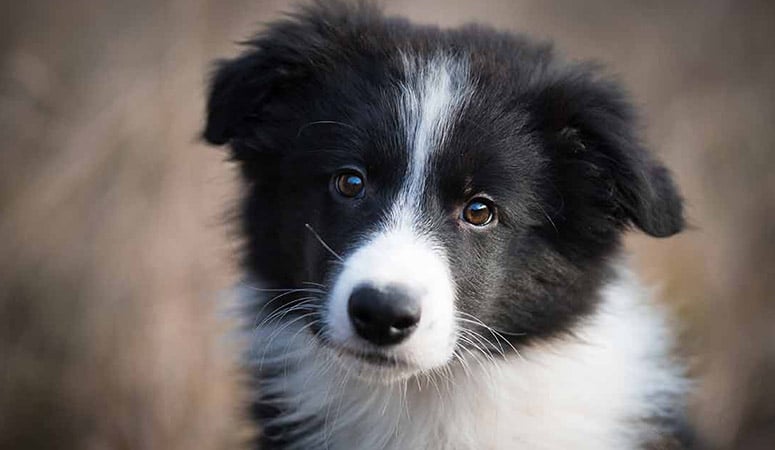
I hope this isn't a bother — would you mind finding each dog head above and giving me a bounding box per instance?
[204,2,683,382]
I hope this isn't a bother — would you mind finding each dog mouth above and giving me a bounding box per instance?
[317,336,411,369]
[338,346,409,368]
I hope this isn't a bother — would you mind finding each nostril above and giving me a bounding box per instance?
[350,304,375,327]
[391,313,419,331]
[347,284,422,346]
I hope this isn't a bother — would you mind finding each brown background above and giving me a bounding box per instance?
[2,1,774,448]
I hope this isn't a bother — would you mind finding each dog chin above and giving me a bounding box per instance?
[345,357,419,384]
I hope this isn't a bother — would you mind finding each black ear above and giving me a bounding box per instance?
[532,71,684,238]
[203,25,324,148]
[204,53,269,146]
[203,12,321,147]
[203,1,381,148]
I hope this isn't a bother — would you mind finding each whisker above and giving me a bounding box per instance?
[253,288,322,323]
[296,120,357,138]
[455,311,527,362]
[256,297,318,330]
[456,311,527,337]
[245,285,324,293]
[305,223,344,261]
[259,311,320,368]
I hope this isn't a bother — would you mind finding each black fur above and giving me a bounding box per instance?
[204,2,687,447]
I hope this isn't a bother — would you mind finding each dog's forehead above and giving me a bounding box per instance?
[393,54,473,190]
[302,46,536,216]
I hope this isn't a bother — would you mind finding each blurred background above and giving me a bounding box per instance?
[1,0,773,448]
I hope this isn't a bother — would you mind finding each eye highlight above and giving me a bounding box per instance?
[334,171,365,198]
[462,198,495,226]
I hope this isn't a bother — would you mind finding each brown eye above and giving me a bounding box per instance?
[462,199,495,226]
[335,172,365,198]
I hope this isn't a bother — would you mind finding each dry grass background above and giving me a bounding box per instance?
[1,0,773,449]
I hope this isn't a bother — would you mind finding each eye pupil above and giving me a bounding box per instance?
[463,199,494,226]
[335,172,365,198]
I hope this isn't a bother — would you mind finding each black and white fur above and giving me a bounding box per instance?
[204,2,691,448]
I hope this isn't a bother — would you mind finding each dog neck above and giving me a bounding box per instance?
[242,268,686,450]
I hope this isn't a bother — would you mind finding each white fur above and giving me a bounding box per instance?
[325,227,456,375]
[398,53,471,204]
[242,267,687,449]
[323,55,473,373]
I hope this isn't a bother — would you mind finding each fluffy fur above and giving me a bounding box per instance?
[238,268,686,449]
[204,2,691,448]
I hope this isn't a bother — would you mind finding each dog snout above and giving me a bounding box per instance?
[347,284,422,346]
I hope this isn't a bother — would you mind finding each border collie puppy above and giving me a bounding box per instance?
[204,2,691,448]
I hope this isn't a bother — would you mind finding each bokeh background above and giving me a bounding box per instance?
[1,0,773,448]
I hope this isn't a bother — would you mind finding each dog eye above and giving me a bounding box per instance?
[462,198,495,226]
[334,172,365,198]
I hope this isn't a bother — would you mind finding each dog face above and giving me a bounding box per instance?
[204,3,683,381]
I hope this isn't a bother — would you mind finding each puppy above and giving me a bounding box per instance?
[204,2,691,448]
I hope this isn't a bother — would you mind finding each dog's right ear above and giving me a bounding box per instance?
[203,45,309,147]
[203,53,266,146]
[203,2,380,148]
[203,13,325,147]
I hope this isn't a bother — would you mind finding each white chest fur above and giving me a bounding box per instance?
[245,269,686,449]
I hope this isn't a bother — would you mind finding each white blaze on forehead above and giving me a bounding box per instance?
[392,54,472,228]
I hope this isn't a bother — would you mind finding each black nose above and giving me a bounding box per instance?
[347,284,422,346]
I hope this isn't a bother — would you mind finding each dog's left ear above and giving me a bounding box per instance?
[531,71,684,238]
